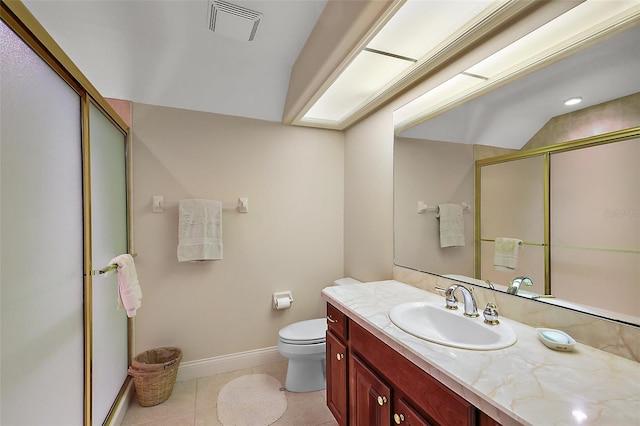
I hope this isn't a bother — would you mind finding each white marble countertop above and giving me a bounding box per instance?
[321,280,640,426]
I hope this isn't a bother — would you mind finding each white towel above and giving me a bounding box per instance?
[110,254,142,318]
[436,204,465,248]
[493,237,522,271]
[178,199,223,262]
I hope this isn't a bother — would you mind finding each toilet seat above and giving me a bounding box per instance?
[278,318,326,345]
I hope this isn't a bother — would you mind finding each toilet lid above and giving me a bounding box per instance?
[279,318,327,344]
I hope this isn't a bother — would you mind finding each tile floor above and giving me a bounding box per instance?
[121,361,339,426]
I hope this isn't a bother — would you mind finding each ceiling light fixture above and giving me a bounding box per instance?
[564,97,582,106]
[394,0,639,132]
[299,0,500,127]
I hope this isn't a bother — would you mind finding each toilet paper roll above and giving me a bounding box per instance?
[274,297,291,310]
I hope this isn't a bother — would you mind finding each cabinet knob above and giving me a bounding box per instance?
[377,395,388,406]
[336,353,344,361]
[394,413,405,424]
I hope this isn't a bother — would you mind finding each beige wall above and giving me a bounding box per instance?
[131,103,344,362]
[394,137,475,277]
[343,105,395,282]
[523,92,640,150]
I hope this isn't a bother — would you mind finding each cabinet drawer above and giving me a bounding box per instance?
[326,303,347,340]
[394,398,434,426]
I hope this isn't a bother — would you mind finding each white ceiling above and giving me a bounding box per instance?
[23,0,327,123]
[398,24,640,149]
[21,0,640,145]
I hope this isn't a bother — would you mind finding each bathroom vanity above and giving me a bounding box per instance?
[323,280,640,426]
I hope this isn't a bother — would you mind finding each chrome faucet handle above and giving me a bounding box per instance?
[445,294,458,310]
[483,303,500,325]
[443,287,458,310]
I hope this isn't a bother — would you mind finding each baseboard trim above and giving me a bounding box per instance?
[176,346,286,382]
[107,378,135,426]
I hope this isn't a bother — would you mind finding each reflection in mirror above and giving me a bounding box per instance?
[478,155,546,296]
[393,24,640,326]
[549,137,639,320]
[476,131,640,325]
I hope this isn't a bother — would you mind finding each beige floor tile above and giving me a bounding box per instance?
[195,368,250,411]
[137,412,196,426]
[194,406,224,426]
[123,364,337,426]
[273,390,335,426]
[122,380,197,425]
[251,360,288,385]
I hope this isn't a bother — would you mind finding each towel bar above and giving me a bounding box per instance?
[480,238,542,247]
[418,202,470,214]
[89,253,138,276]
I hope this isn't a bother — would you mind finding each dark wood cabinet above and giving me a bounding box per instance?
[325,302,502,426]
[393,398,434,426]
[350,354,392,425]
[327,330,348,425]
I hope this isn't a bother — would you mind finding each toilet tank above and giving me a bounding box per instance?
[334,277,361,286]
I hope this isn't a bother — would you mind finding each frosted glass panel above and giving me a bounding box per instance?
[550,139,639,317]
[1,20,84,425]
[90,103,129,424]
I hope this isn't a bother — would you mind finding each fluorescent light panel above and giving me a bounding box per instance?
[300,0,503,125]
[366,0,496,60]
[304,51,413,124]
[394,0,640,129]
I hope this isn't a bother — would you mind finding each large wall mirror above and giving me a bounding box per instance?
[394,23,639,326]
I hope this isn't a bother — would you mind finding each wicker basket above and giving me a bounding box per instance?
[128,347,182,407]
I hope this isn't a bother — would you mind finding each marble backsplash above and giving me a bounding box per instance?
[393,265,640,362]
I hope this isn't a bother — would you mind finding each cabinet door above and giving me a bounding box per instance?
[326,331,348,426]
[393,398,433,426]
[350,355,391,426]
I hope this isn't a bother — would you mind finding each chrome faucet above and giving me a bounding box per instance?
[507,276,533,295]
[444,284,479,317]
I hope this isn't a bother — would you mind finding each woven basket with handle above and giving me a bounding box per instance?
[128,347,182,407]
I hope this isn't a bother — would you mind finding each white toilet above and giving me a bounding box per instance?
[277,277,361,392]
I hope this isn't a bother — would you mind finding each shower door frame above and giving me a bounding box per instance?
[1,2,133,424]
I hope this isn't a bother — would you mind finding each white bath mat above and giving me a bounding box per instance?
[217,373,287,426]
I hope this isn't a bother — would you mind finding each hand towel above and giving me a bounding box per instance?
[436,204,465,248]
[110,254,142,318]
[493,237,522,271]
[178,199,223,262]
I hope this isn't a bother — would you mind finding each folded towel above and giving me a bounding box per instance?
[110,254,142,318]
[493,237,522,271]
[436,204,465,248]
[178,199,223,262]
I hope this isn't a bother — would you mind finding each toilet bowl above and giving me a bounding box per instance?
[277,277,361,392]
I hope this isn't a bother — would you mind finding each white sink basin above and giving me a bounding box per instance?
[389,301,517,350]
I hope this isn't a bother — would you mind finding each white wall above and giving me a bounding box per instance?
[131,103,345,362]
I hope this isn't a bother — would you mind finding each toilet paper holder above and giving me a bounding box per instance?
[273,291,293,309]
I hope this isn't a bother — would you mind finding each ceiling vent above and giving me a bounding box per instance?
[208,0,262,42]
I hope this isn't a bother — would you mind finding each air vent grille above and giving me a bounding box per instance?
[208,0,262,42]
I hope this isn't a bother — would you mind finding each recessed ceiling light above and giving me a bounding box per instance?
[564,97,582,106]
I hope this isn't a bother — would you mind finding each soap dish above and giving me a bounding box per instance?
[536,328,576,352]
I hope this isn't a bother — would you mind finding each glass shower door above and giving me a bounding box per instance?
[1,19,84,425]
[89,103,129,424]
